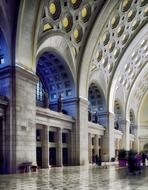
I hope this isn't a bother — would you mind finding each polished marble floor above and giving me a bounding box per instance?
[0,165,148,190]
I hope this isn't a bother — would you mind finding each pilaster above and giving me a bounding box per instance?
[56,128,63,166]
[15,67,38,168]
[94,134,99,156]
[74,97,89,165]
[103,112,115,161]
[88,133,92,163]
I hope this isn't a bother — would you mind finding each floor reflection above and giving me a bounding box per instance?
[0,165,148,190]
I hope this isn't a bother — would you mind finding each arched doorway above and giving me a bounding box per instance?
[114,99,124,131]
[129,110,136,135]
[88,83,106,125]
[88,82,106,163]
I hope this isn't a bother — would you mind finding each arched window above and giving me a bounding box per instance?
[114,99,123,131]
[36,51,76,115]
[36,80,45,106]
[129,110,136,135]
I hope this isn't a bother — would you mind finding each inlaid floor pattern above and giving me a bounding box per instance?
[0,165,148,190]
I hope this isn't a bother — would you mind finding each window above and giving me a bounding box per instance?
[66,90,72,96]
[49,131,55,142]
[36,80,45,102]
[62,133,67,143]
[0,54,4,65]
[57,83,62,89]
[51,93,57,99]
[64,81,70,88]
[36,129,41,141]
[92,137,94,145]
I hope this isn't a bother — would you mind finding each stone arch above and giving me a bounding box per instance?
[88,81,106,125]
[138,90,148,126]
[15,0,44,71]
[88,82,106,112]
[78,0,148,109]
[79,0,117,99]
[129,109,135,124]
[129,109,137,135]
[114,99,124,119]
[110,24,148,116]
[36,50,76,116]
[36,35,76,80]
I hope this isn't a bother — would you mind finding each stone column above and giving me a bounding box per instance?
[15,67,38,168]
[42,126,49,168]
[56,128,63,167]
[88,133,92,163]
[72,97,88,165]
[94,134,99,156]
[102,112,115,161]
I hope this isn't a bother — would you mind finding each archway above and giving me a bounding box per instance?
[88,83,106,125]
[36,51,76,116]
[114,99,124,131]
[129,109,136,135]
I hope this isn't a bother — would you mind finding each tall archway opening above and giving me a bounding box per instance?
[88,83,106,125]
[36,51,76,116]
[114,99,124,131]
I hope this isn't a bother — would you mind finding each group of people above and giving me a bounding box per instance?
[127,151,147,174]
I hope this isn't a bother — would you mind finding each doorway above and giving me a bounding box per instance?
[36,147,42,168]
[49,148,56,166]
[63,148,68,166]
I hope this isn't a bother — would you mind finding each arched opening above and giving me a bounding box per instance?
[36,51,76,116]
[88,83,106,125]
[129,109,136,135]
[114,99,123,131]
[36,79,46,107]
